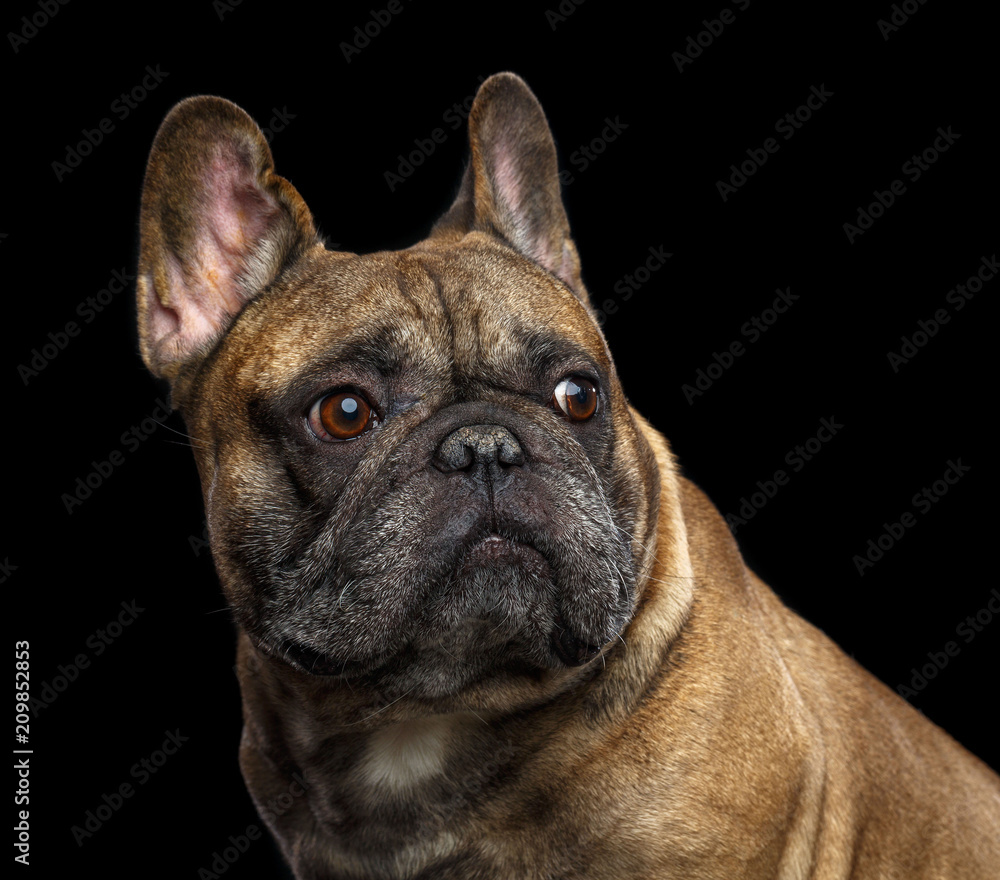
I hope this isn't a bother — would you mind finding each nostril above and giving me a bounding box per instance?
[433,434,475,473]
[497,434,525,468]
[433,424,525,475]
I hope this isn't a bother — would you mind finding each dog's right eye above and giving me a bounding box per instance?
[307,391,376,442]
[552,376,599,421]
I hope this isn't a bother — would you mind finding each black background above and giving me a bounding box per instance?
[9,1,996,876]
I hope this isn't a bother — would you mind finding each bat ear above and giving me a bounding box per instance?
[433,73,588,305]
[136,95,319,390]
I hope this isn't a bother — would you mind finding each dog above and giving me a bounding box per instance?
[135,73,999,879]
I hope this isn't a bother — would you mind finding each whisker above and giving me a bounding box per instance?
[348,687,419,725]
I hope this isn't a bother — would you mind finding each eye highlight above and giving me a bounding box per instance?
[552,376,599,421]
[308,391,376,441]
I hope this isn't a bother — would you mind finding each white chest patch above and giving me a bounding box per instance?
[361,714,467,793]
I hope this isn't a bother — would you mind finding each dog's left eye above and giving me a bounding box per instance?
[552,376,599,421]
[308,391,376,441]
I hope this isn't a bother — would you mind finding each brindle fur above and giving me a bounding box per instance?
[136,74,1000,879]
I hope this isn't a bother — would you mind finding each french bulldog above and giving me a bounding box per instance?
[136,73,1000,879]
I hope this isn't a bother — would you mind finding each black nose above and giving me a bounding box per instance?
[433,424,525,487]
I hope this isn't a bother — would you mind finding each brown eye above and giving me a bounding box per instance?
[308,391,375,441]
[552,376,598,421]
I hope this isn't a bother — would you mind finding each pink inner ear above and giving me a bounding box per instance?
[205,151,278,253]
[493,146,524,220]
[148,146,282,367]
[491,144,561,275]
[198,150,279,309]
[143,254,241,370]
[556,241,577,290]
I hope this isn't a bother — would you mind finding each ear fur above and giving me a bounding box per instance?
[432,73,588,303]
[136,96,318,386]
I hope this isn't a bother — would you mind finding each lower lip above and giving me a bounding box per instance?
[458,535,551,575]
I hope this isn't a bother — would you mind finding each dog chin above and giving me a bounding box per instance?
[250,622,568,705]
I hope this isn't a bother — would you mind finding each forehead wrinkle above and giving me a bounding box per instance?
[422,248,602,393]
[386,253,457,393]
[222,254,452,405]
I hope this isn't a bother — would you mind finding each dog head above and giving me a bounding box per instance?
[136,73,668,714]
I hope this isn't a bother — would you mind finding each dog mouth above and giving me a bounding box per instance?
[454,532,552,588]
[455,536,607,666]
[254,533,557,678]
[251,634,356,677]
[244,515,631,687]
